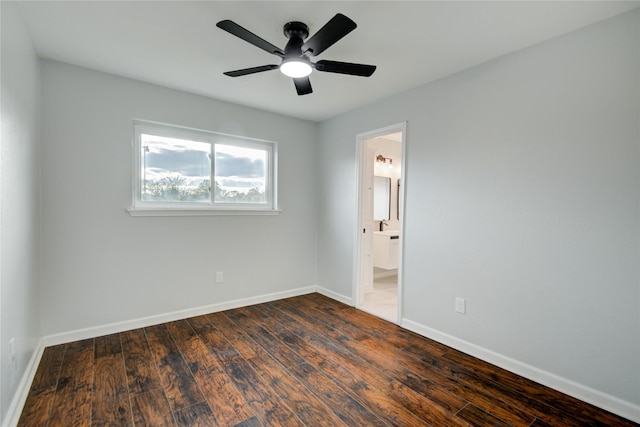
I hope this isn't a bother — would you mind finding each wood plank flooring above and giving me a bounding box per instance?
[17,293,637,426]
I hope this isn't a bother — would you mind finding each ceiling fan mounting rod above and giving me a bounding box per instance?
[283,21,309,57]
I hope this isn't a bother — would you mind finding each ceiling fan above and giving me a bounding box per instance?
[216,13,376,96]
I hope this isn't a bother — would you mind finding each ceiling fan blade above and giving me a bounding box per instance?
[223,64,279,77]
[293,77,313,95]
[217,20,285,57]
[314,60,376,77]
[301,13,357,57]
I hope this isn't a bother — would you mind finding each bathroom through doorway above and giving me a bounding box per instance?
[353,123,406,323]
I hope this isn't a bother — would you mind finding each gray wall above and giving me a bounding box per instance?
[40,60,318,335]
[0,2,43,422]
[2,3,639,423]
[317,9,639,410]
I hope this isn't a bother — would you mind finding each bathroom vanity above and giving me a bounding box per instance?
[373,230,399,269]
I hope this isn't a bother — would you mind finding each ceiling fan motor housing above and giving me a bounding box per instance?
[283,21,309,55]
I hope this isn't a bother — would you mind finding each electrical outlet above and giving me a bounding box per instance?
[455,297,466,314]
[216,271,224,284]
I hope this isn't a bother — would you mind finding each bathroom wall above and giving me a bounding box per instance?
[370,137,402,231]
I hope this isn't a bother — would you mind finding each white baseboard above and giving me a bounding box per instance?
[401,318,640,424]
[3,338,45,427]
[316,286,353,306]
[43,286,317,346]
[373,268,397,279]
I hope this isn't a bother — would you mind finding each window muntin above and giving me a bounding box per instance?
[132,121,277,213]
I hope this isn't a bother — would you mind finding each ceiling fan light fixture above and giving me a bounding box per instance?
[280,59,312,78]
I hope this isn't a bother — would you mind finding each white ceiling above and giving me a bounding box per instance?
[17,1,640,122]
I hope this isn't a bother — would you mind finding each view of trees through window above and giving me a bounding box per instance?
[141,134,267,204]
[214,144,266,203]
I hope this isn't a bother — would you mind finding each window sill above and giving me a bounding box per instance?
[127,208,281,217]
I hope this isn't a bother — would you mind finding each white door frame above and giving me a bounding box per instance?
[353,122,407,324]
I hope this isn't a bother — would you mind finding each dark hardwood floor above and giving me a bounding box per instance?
[17,293,637,426]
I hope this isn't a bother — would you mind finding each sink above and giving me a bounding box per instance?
[374,230,399,237]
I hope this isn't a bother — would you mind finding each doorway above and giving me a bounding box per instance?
[354,123,406,323]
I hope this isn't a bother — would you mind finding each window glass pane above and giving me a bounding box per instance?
[214,144,267,204]
[141,134,211,202]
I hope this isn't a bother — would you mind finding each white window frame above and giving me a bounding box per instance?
[128,120,279,216]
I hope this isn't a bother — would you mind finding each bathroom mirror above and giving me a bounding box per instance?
[373,176,391,221]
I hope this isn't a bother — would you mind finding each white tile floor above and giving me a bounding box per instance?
[360,271,398,322]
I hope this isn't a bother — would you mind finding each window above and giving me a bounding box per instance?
[129,120,278,216]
